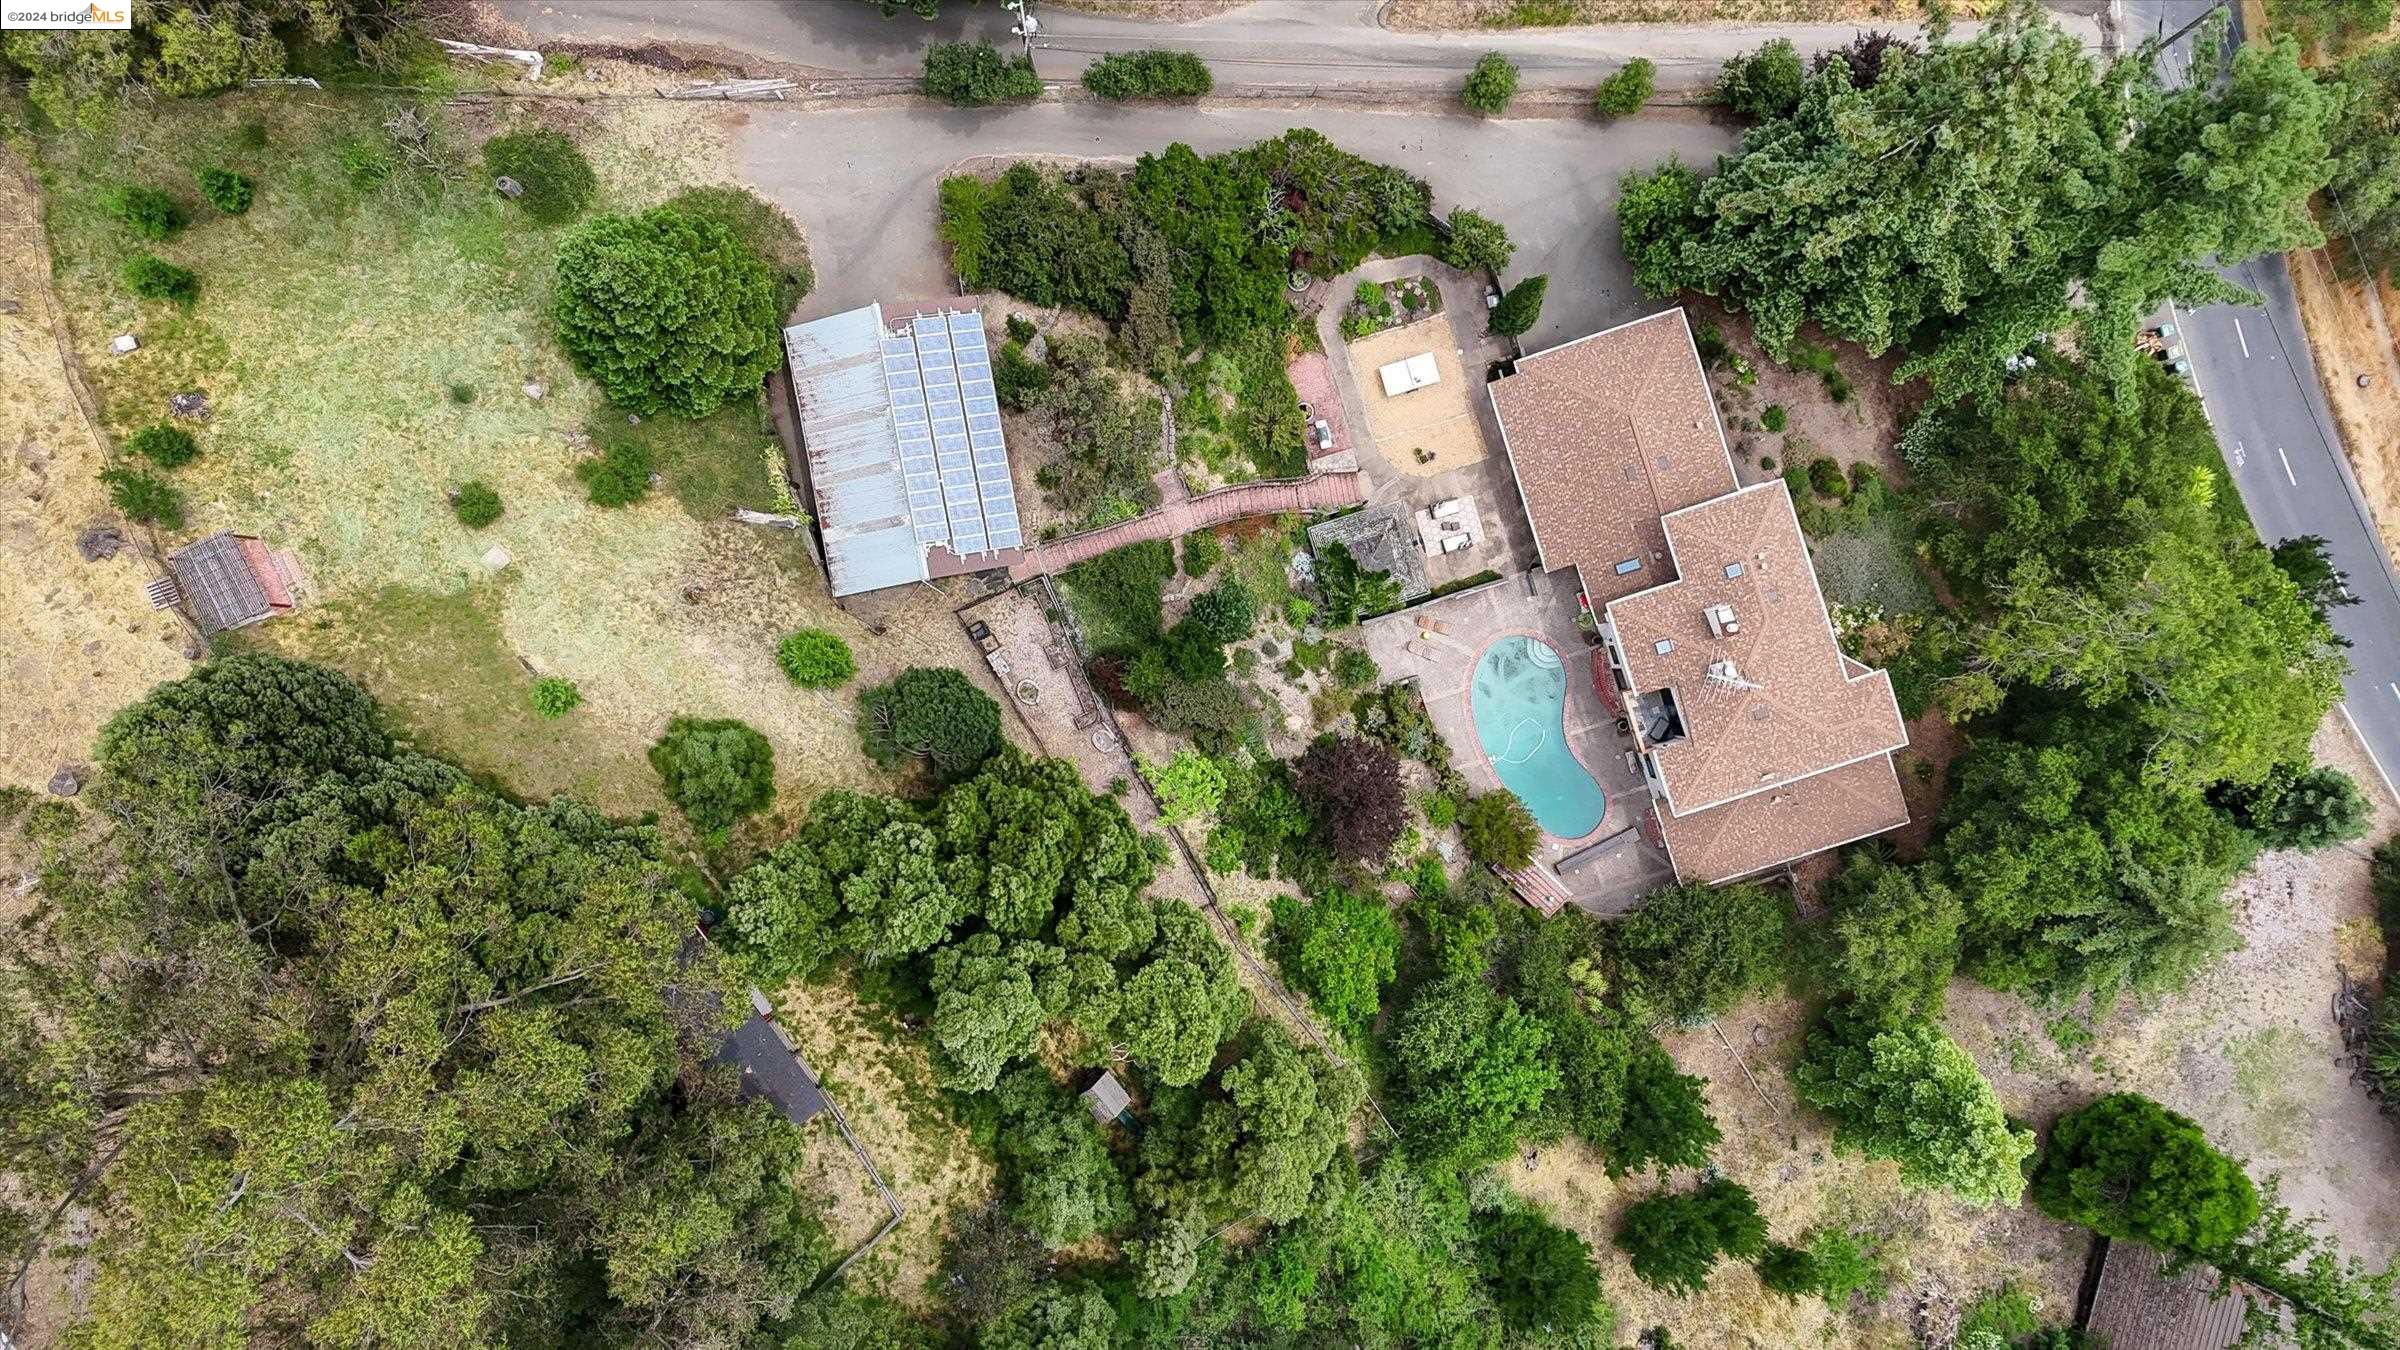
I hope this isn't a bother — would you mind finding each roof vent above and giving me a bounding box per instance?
[1704,603,1740,637]
[1706,659,1761,690]
[1654,638,1675,655]
[1723,562,1745,579]
[1749,706,1771,722]
[1615,558,1643,576]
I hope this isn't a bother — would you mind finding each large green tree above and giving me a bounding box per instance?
[553,206,782,417]
[1791,1011,2034,1207]
[1619,1,2340,401]
[2030,1093,2260,1255]
[3,654,823,1347]
[1386,976,1559,1168]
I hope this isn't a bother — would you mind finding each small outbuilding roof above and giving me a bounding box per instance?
[1308,502,1431,604]
[2083,1241,2251,1350]
[1082,1069,1132,1124]
[713,1011,827,1126]
[165,531,294,635]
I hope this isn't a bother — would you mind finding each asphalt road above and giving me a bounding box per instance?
[497,0,2101,90]
[2127,0,2400,796]
[733,101,1736,351]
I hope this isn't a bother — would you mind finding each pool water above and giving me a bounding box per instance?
[1471,636,1608,839]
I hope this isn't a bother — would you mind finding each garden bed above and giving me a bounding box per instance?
[1339,273,1444,343]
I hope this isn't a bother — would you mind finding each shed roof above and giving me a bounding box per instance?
[1082,1070,1132,1124]
[2084,1242,2251,1350]
[1489,309,1738,606]
[785,303,1025,597]
[1608,483,1907,816]
[1308,502,1431,602]
[168,531,274,634]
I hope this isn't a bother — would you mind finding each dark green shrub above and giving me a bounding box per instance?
[99,467,185,529]
[2029,1092,2260,1254]
[1613,880,1791,1024]
[1613,1178,1767,1295]
[1460,790,1539,869]
[1441,208,1515,274]
[1333,646,1379,690]
[1476,1208,1608,1335]
[126,423,199,469]
[1081,49,1212,99]
[1185,579,1258,645]
[776,628,856,689]
[859,666,1003,784]
[196,167,254,215]
[1718,38,1804,119]
[529,677,581,718]
[924,42,1041,106]
[1807,456,1848,499]
[1181,529,1223,577]
[1488,274,1548,338]
[1005,313,1037,343]
[1762,404,1788,432]
[1462,52,1520,114]
[1594,58,1655,116]
[453,480,503,528]
[994,339,1050,411]
[235,120,269,151]
[577,439,655,507]
[482,128,598,225]
[553,207,781,418]
[649,716,777,833]
[122,254,198,305]
[108,186,186,241]
[1755,1228,1886,1304]
[448,382,476,404]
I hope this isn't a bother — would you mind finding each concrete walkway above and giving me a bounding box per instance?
[1012,467,1362,577]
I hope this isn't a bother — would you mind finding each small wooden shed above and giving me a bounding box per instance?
[2081,1241,2251,1350]
[150,531,300,635]
[1081,1069,1132,1126]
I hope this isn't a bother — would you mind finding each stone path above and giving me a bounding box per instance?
[1012,468,1362,578]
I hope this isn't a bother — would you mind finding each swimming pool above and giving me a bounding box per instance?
[1470,636,1607,839]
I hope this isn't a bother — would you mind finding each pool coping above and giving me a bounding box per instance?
[1461,628,1617,849]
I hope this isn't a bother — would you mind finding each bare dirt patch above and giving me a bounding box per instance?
[1686,297,1915,490]
[1346,319,1489,476]
[0,153,193,792]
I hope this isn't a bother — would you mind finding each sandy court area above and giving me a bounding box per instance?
[1345,319,1489,476]
[0,153,192,791]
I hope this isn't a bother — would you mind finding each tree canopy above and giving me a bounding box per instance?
[553,205,782,417]
[2,654,825,1347]
[1792,1011,2035,1207]
[1619,2,2340,402]
[2030,1093,2260,1255]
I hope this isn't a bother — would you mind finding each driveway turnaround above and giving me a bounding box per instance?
[733,100,1736,352]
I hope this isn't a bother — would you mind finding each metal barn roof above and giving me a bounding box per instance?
[785,303,1024,598]
[167,532,273,635]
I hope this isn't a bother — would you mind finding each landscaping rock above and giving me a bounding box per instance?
[626,413,641,425]
[168,391,210,419]
[0,297,20,315]
[482,544,514,572]
[75,521,124,561]
[110,333,138,355]
[522,380,545,401]
[47,764,86,797]
[494,175,525,199]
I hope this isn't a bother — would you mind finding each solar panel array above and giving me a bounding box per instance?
[883,309,1020,558]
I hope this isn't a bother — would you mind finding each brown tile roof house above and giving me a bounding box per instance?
[1490,309,1908,883]
[152,531,299,635]
[2082,1241,2252,1350]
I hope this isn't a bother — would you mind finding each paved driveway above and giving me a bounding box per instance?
[498,0,2100,90]
[733,102,1736,351]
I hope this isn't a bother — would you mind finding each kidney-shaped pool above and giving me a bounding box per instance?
[1469,635,1608,839]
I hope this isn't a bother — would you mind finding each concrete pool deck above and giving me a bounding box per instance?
[1362,568,1674,914]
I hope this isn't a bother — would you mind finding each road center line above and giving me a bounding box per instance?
[2277,446,2296,485]
[2234,317,2249,358]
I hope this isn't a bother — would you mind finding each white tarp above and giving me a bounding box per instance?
[1377,351,1441,397]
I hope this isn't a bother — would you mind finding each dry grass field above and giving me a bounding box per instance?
[28,89,1001,831]
[0,153,191,793]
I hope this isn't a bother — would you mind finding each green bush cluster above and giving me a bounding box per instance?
[196,167,253,215]
[648,715,777,834]
[858,666,1003,785]
[1761,403,1788,432]
[483,128,598,225]
[1180,528,1223,577]
[127,422,199,468]
[1081,50,1212,99]
[528,676,581,718]
[99,466,185,529]
[122,253,198,305]
[1461,52,1520,113]
[452,480,503,528]
[1717,37,1804,118]
[1593,58,1655,116]
[776,628,857,689]
[552,206,781,418]
[577,439,655,507]
[924,41,1041,105]
[108,186,186,241]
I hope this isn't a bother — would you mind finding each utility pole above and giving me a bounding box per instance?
[1002,0,1039,60]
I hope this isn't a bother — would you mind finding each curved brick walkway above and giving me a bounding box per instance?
[1012,469,1363,579]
